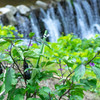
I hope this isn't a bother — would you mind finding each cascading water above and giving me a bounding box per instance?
[0,17,3,26]
[81,0,100,36]
[66,1,76,34]
[57,3,68,34]
[30,12,41,39]
[0,0,100,42]
[81,1,94,26]
[74,2,89,38]
[40,7,62,42]
[89,0,99,23]
[16,13,30,38]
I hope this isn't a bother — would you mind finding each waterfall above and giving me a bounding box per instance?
[40,7,62,42]
[30,12,41,39]
[81,1,94,26]
[81,0,100,37]
[16,13,30,38]
[66,1,76,34]
[89,0,99,23]
[57,3,68,34]
[74,2,89,38]
[0,0,100,42]
[0,17,3,26]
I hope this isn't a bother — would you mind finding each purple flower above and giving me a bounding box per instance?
[28,44,33,46]
[90,63,95,66]
[63,64,67,67]
[58,68,63,71]
[5,49,10,52]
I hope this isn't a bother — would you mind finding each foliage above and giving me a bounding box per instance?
[0,26,100,100]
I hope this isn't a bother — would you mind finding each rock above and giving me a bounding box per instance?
[6,11,17,25]
[16,5,30,15]
[0,7,17,25]
[0,8,10,15]
[29,5,39,10]
[35,0,48,9]
[5,5,17,15]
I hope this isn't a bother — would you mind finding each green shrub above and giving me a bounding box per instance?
[0,26,100,100]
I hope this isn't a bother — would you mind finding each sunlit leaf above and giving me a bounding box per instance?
[5,68,17,93]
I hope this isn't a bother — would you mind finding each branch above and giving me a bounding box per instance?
[59,59,63,78]
[63,70,74,84]
[59,89,70,100]
[63,52,99,84]
[48,92,51,100]
[9,43,26,85]
[59,80,73,100]
[85,52,99,66]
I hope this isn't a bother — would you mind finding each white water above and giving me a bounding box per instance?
[16,13,30,38]
[41,7,61,42]
[74,2,89,38]
[30,12,41,39]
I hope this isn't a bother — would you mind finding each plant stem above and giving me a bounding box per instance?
[36,30,47,68]
[49,92,51,100]
[63,70,74,84]
[27,38,32,50]
[85,52,99,66]
[59,59,63,78]
[59,80,73,100]
[59,89,70,100]
[9,43,26,85]
[63,52,99,84]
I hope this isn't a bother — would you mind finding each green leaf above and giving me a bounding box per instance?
[0,95,4,100]
[70,86,84,100]
[39,86,51,93]
[39,87,51,99]
[31,68,39,80]
[5,68,17,93]
[70,95,83,100]
[29,32,35,38]
[15,47,24,59]
[18,33,23,38]
[63,57,75,67]
[0,40,8,46]
[27,98,41,100]
[14,94,24,100]
[38,39,51,49]
[80,78,97,90]
[93,59,100,64]
[2,56,13,64]
[7,86,16,100]
[74,64,85,81]
[24,50,39,59]
[40,61,55,67]
[55,84,67,96]
[91,66,100,79]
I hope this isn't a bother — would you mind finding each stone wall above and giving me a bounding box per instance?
[0,0,55,7]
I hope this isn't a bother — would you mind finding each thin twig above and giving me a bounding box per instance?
[27,39,32,50]
[85,52,99,66]
[59,59,63,78]
[59,80,73,100]
[63,52,99,84]
[9,42,26,85]
[49,92,51,100]
[63,70,74,84]
[59,89,70,100]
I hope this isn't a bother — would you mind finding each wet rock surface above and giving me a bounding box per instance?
[16,5,30,16]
